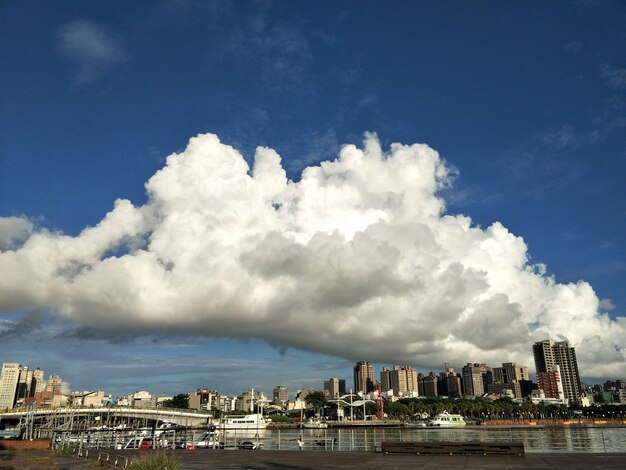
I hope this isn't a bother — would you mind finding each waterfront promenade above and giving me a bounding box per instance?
[5,449,623,470]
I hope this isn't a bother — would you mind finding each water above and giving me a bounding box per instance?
[56,425,626,453]
[257,426,626,453]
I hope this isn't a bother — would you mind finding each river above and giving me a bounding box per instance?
[241,426,626,452]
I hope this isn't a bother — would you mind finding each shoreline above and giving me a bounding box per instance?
[8,449,624,470]
[268,418,626,429]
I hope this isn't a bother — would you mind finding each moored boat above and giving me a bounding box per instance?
[221,413,269,430]
[302,418,328,429]
[428,411,466,427]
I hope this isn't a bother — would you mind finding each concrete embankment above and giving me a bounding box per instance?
[16,449,626,470]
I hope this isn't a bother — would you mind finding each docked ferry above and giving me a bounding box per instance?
[428,411,466,427]
[221,414,269,430]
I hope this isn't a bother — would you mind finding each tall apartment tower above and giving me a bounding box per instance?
[462,363,491,397]
[380,368,391,393]
[440,368,462,397]
[32,368,45,395]
[493,362,529,383]
[533,339,581,403]
[0,363,21,410]
[323,378,346,398]
[16,366,34,403]
[390,365,418,396]
[537,366,565,400]
[45,373,63,395]
[422,372,438,397]
[353,361,374,394]
[272,386,289,405]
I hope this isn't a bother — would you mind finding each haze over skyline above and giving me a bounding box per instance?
[1,1,625,396]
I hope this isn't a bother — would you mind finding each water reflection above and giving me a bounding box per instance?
[260,426,626,453]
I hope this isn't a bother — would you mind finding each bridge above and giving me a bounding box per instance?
[0,406,214,439]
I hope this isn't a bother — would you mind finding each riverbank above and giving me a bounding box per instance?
[6,449,625,470]
[268,419,402,429]
[268,418,626,429]
[479,418,626,426]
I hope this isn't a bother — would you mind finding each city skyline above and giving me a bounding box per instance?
[0,339,617,399]
[1,2,625,395]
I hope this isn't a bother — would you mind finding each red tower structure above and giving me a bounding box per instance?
[376,383,384,420]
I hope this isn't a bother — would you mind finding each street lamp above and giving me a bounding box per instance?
[350,390,354,421]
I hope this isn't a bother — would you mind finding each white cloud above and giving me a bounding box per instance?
[601,63,626,89]
[57,20,127,84]
[0,132,624,377]
[0,216,33,250]
[563,41,582,54]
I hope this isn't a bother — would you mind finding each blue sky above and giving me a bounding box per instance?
[0,1,624,398]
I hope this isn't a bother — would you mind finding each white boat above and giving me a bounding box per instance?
[428,411,466,427]
[221,414,269,430]
[302,418,328,429]
[187,430,220,448]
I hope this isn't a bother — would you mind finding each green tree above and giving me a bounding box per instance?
[163,393,189,409]
[384,401,410,419]
[305,391,328,412]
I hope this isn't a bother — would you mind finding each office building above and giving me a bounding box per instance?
[353,361,374,394]
[533,339,581,403]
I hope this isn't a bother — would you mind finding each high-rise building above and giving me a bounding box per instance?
[493,363,529,383]
[323,378,345,398]
[45,373,63,395]
[536,366,565,401]
[273,386,289,405]
[422,372,438,397]
[440,368,462,397]
[32,368,45,395]
[380,368,391,393]
[389,365,418,396]
[353,361,374,394]
[533,339,581,403]
[489,362,531,398]
[462,363,491,397]
[15,366,34,405]
[0,363,21,410]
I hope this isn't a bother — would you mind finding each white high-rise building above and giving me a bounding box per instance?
[32,368,45,395]
[0,363,21,410]
[533,339,581,404]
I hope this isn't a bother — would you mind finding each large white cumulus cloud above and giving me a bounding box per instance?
[1,133,623,376]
